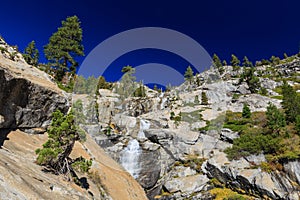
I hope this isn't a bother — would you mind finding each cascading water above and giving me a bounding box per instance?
[120,119,151,179]
[159,92,167,110]
[138,119,150,138]
[120,139,141,179]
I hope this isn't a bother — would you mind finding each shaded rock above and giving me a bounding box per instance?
[144,129,173,144]
[220,128,239,143]
[0,63,69,130]
[137,149,161,189]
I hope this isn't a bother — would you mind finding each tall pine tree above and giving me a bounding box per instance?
[23,40,39,66]
[44,16,84,81]
[230,54,240,71]
[242,56,253,67]
[184,66,194,83]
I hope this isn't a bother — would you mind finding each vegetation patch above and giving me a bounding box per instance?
[225,82,300,166]
[210,188,252,200]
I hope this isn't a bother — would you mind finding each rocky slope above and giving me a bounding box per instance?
[0,38,147,200]
[0,38,68,132]
[83,56,300,199]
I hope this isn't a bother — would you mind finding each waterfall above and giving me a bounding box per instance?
[138,119,150,138]
[160,97,167,110]
[159,92,167,110]
[120,139,141,179]
[120,119,151,178]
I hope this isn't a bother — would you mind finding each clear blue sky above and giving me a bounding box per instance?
[0,0,299,81]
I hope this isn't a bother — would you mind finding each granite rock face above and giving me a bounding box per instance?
[0,53,69,131]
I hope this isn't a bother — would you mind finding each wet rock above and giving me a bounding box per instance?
[137,149,161,189]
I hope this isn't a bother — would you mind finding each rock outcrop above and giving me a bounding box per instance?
[0,52,69,132]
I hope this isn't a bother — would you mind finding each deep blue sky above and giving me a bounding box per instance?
[0,0,299,81]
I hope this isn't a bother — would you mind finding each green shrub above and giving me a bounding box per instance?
[224,132,280,160]
[242,104,251,118]
[71,156,92,173]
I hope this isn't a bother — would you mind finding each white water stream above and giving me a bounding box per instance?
[120,119,151,179]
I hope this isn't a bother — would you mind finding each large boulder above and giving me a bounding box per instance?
[0,55,69,131]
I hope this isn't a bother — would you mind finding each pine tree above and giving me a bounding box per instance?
[222,60,227,66]
[266,103,286,134]
[242,56,253,67]
[201,91,209,105]
[230,54,240,70]
[184,66,194,83]
[242,104,251,118]
[212,53,224,74]
[270,56,280,66]
[23,40,39,66]
[44,16,84,81]
[282,81,300,122]
[35,110,79,174]
[240,67,260,93]
[96,76,111,90]
[296,115,300,134]
[117,65,136,99]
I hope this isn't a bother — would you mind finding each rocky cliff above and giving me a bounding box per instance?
[0,38,147,200]
[0,41,69,132]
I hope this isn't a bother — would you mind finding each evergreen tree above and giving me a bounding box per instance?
[184,66,194,83]
[72,99,86,124]
[73,75,86,94]
[282,81,300,122]
[23,40,39,66]
[261,59,271,66]
[134,83,146,97]
[222,60,227,66]
[116,65,137,99]
[240,67,260,93]
[212,53,224,74]
[96,76,111,91]
[266,103,286,134]
[35,110,79,174]
[242,56,253,67]
[44,16,84,81]
[270,56,280,66]
[230,54,240,70]
[201,91,209,105]
[242,104,251,118]
[296,115,300,134]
